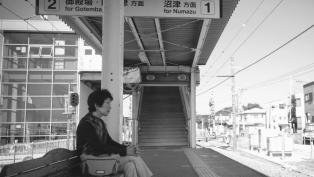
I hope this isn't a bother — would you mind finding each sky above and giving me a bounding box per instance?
[196,0,314,114]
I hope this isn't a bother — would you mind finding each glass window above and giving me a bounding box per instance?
[54,58,77,70]
[27,84,51,96]
[26,110,50,122]
[52,97,66,108]
[28,57,53,69]
[29,136,50,142]
[55,34,78,45]
[26,123,50,136]
[53,71,77,83]
[29,33,53,44]
[2,96,26,109]
[41,47,53,56]
[52,84,77,95]
[85,49,92,55]
[54,46,77,57]
[4,33,28,44]
[26,97,51,109]
[52,110,68,122]
[0,110,25,122]
[1,83,26,96]
[3,45,28,57]
[28,71,52,82]
[29,46,40,57]
[51,123,67,135]
[0,123,25,140]
[3,57,27,69]
[2,70,27,82]
[305,93,312,103]
[53,84,69,95]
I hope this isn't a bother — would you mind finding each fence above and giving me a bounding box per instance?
[0,139,74,167]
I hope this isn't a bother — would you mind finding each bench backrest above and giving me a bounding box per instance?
[0,148,82,177]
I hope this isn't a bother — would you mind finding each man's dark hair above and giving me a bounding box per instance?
[87,89,113,112]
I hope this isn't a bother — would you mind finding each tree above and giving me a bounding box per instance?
[242,103,262,111]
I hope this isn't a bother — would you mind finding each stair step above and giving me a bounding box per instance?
[139,130,186,135]
[139,138,187,144]
[140,124,185,128]
[141,121,185,126]
[141,113,185,117]
[139,142,188,147]
[140,126,186,130]
[139,134,187,139]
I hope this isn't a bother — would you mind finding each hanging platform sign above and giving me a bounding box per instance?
[35,0,104,16]
[36,0,221,19]
[125,0,220,18]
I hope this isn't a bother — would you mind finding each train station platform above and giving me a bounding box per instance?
[197,141,314,177]
[140,146,266,177]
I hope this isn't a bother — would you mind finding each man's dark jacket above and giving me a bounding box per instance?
[76,113,127,156]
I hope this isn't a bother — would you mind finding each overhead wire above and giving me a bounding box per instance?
[202,0,265,76]
[24,0,60,31]
[197,23,314,96]
[242,62,314,91]
[199,0,284,90]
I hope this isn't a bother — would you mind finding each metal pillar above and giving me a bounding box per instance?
[231,57,237,151]
[132,89,141,145]
[102,0,124,142]
[190,68,196,148]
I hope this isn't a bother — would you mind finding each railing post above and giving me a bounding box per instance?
[311,137,313,159]
[13,143,16,163]
[31,142,34,159]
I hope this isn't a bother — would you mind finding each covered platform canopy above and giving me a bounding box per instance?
[59,0,239,72]
[45,0,239,145]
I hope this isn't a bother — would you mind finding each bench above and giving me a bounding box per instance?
[0,148,124,177]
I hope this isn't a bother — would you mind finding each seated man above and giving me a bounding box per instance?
[77,89,153,177]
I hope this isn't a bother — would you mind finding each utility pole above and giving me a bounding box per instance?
[231,57,237,151]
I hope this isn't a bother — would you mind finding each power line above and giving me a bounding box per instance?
[243,63,314,90]
[199,0,284,89]
[202,0,265,76]
[24,0,60,31]
[1,3,52,33]
[235,24,314,75]
[197,23,314,96]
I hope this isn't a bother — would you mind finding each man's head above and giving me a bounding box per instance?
[87,89,113,116]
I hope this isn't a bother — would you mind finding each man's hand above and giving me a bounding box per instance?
[126,145,138,156]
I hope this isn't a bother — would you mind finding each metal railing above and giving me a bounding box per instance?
[0,139,74,167]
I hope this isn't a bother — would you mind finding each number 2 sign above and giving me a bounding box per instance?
[201,0,215,15]
[44,0,60,11]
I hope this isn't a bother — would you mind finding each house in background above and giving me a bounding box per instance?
[239,108,266,134]
[266,101,289,131]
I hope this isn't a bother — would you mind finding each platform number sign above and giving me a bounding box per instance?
[44,0,60,11]
[201,0,215,15]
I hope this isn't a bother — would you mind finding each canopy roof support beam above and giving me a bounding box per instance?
[60,16,102,53]
[192,19,211,67]
[154,18,166,66]
[125,17,151,65]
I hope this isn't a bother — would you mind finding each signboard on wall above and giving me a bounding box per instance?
[36,0,221,19]
[123,67,141,83]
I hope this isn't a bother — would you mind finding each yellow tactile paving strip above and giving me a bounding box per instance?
[184,148,219,177]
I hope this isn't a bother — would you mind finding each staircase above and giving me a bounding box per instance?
[138,86,188,147]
